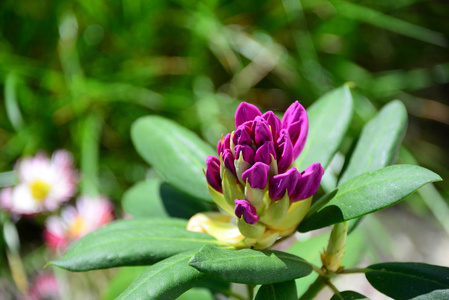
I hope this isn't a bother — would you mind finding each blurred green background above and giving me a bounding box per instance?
[0,0,448,298]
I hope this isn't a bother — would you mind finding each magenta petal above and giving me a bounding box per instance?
[206,156,222,192]
[235,102,262,128]
[255,141,276,165]
[262,111,281,141]
[291,163,324,202]
[252,116,272,146]
[276,130,294,174]
[281,101,308,159]
[235,144,255,164]
[235,199,259,224]
[232,124,252,146]
[269,168,301,201]
[217,133,231,156]
[242,162,270,189]
[222,149,237,177]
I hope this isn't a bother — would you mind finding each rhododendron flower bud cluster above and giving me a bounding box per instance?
[189,101,324,249]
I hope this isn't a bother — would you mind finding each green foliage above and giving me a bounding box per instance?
[117,251,205,300]
[189,245,312,284]
[255,280,298,300]
[50,219,219,271]
[131,116,215,202]
[296,85,353,171]
[330,291,368,300]
[366,262,449,299]
[299,164,441,231]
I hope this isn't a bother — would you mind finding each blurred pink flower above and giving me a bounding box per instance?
[44,195,114,250]
[0,150,77,215]
[21,273,60,300]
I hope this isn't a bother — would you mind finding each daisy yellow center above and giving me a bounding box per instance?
[29,180,51,202]
[68,217,87,238]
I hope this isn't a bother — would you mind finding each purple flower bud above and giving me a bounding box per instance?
[222,149,237,177]
[232,124,252,146]
[276,130,294,174]
[235,144,254,164]
[252,116,272,146]
[291,163,324,202]
[206,156,222,193]
[217,133,231,156]
[269,168,300,201]
[262,111,281,141]
[242,162,270,189]
[235,199,259,224]
[255,141,276,165]
[235,102,262,128]
[281,101,308,159]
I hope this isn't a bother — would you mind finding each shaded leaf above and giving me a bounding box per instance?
[117,251,205,300]
[131,116,215,202]
[330,290,368,300]
[50,219,219,271]
[366,262,449,300]
[299,165,441,232]
[339,100,407,184]
[255,280,297,300]
[189,245,312,284]
[296,85,353,171]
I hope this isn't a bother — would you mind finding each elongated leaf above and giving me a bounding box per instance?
[122,180,210,219]
[330,291,368,300]
[102,266,147,300]
[122,179,168,219]
[339,100,407,184]
[117,251,205,300]
[50,219,220,271]
[366,262,449,300]
[298,165,441,232]
[255,280,297,300]
[296,85,353,171]
[411,289,449,300]
[177,288,214,300]
[189,245,312,284]
[131,116,215,201]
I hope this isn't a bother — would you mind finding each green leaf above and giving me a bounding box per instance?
[122,179,169,219]
[255,280,297,300]
[366,262,449,300]
[299,164,441,232]
[330,290,368,300]
[189,245,312,284]
[339,100,407,184]
[411,289,449,300]
[50,219,220,271]
[101,266,147,300]
[177,288,214,300]
[296,85,353,171]
[122,179,210,219]
[116,251,206,300]
[131,116,215,202]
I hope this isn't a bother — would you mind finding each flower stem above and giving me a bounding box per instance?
[247,284,255,300]
[337,267,368,274]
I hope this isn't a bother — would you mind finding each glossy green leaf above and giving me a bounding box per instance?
[296,85,353,171]
[411,289,449,300]
[102,266,147,300]
[330,291,368,300]
[189,245,312,284]
[255,280,297,300]
[122,179,168,219]
[131,116,215,202]
[299,165,441,232]
[50,219,220,271]
[339,100,407,184]
[117,251,205,300]
[366,262,449,300]
[122,179,210,219]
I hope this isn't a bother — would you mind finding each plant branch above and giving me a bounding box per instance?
[338,267,368,274]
